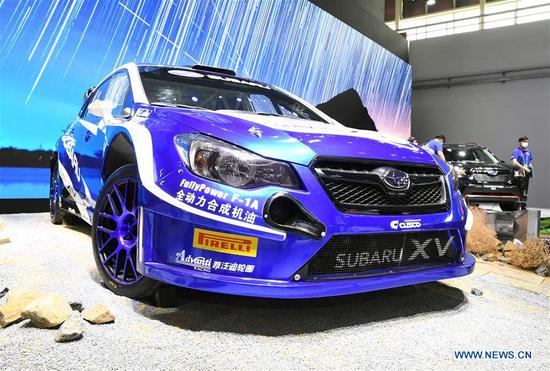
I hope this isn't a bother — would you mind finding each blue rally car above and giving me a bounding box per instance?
[51,63,475,299]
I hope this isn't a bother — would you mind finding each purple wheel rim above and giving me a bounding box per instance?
[95,176,142,285]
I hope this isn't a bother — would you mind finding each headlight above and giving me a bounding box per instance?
[452,166,466,176]
[450,166,466,191]
[174,134,300,189]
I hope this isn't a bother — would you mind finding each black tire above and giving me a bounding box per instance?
[500,202,519,212]
[49,158,64,225]
[92,164,160,299]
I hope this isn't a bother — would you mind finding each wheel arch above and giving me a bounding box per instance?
[102,132,137,182]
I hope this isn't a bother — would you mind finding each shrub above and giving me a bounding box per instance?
[465,207,501,256]
[508,238,550,270]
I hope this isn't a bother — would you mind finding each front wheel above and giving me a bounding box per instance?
[92,164,159,299]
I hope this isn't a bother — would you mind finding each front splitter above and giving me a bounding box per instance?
[141,253,475,299]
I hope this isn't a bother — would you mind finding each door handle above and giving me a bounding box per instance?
[84,130,92,142]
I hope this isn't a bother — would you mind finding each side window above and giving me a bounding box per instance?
[80,78,112,121]
[106,73,130,117]
[80,71,132,121]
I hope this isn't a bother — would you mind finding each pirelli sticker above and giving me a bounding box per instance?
[192,228,258,257]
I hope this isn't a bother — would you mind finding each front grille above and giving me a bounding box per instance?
[324,181,443,207]
[313,158,448,214]
[306,231,458,278]
[473,173,510,183]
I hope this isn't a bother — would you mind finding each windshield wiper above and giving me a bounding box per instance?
[150,101,208,110]
[255,112,304,119]
[176,104,208,110]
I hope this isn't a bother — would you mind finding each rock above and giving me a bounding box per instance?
[0,289,43,328]
[513,239,524,249]
[21,293,71,328]
[471,288,483,296]
[498,256,511,264]
[481,253,497,262]
[502,241,517,252]
[54,311,84,342]
[0,237,10,245]
[535,266,549,277]
[70,302,83,312]
[82,304,115,324]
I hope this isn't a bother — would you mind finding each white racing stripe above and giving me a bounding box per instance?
[58,160,91,223]
[213,111,414,151]
[78,118,99,136]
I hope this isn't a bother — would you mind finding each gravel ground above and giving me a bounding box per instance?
[0,213,548,370]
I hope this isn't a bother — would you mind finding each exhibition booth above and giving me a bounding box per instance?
[0,0,548,369]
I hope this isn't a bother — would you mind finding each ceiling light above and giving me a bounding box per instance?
[427,0,436,5]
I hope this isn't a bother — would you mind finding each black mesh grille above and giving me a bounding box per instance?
[324,181,443,206]
[313,159,448,214]
[307,231,458,277]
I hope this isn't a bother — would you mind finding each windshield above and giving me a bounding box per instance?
[444,147,500,164]
[139,66,327,123]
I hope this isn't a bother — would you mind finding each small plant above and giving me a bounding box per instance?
[508,238,550,270]
[465,207,501,256]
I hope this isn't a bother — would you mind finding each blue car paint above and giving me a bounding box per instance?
[55,64,474,299]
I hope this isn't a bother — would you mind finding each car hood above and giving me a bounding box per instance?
[159,108,437,166]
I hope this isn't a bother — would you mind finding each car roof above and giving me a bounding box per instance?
[134,63,271,88]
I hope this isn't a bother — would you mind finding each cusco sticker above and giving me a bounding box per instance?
[192,228,258,257]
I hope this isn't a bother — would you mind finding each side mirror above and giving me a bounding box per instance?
[83,87,95,103]
[121,107,132,119]
[88,100,113,117]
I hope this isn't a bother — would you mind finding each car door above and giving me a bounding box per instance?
[76,71,132,206]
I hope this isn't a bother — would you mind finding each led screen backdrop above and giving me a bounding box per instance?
[0,0,412,199]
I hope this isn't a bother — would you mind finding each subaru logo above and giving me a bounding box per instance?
[373,167,411,190]
[486,169,498,176]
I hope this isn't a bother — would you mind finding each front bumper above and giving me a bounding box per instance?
[137,174,474,298]
[461,183,522,203]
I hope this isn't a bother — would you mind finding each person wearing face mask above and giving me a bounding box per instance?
[511,136,533,210]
